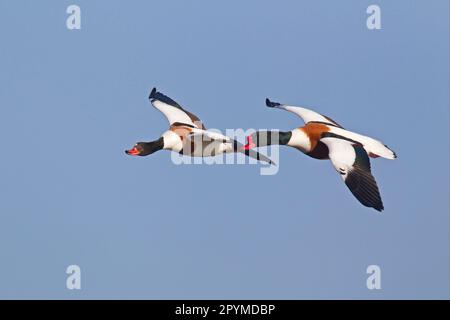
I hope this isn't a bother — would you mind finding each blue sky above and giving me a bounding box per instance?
[0,0,448,299]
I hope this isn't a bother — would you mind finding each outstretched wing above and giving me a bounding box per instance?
[149,88,206,129]
[320,132,384,212]
[265,98,343,128]
[186,130,275,165]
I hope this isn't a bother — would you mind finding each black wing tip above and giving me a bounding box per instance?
[373,203,385,212]
[265,98,281,108]
[148,88,183,109]
[260,157,277,166]
[345,168,384,213]
[362,197,384,212]
[385,145,398,159]
[264,157,276,166]
[149,87,157,100]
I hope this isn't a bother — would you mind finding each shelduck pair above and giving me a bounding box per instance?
[126,88,397,212]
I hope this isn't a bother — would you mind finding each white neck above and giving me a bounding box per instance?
[287,129,311,152]
[161,130,183,152]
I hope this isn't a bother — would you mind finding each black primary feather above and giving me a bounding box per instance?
[344,145,384,212]
[265,98,282,108]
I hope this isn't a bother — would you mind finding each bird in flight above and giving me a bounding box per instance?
[243,98,397,212]
[125,88,274,165]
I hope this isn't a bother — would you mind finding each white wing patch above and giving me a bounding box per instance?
[283,106,342,127]
[151,100,199,128]
[265,99,343,127]
[149,88,205,129]
[320,136,356,179]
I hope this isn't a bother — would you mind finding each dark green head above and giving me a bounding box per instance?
[125,137,164,156]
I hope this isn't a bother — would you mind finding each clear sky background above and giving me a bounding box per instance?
[0,0,448,299]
